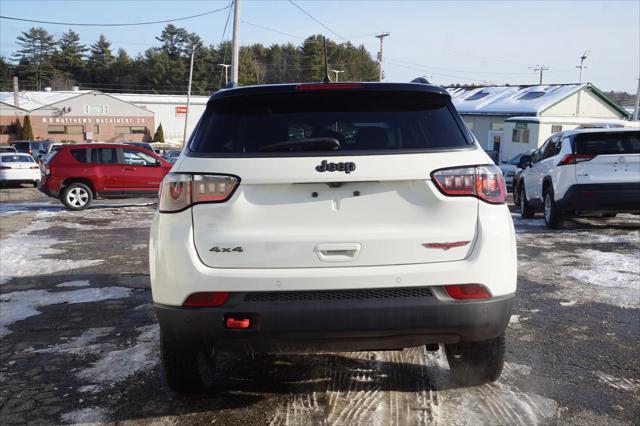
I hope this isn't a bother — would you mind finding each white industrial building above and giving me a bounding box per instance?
[448,83,632,161]
[113,93,209,144]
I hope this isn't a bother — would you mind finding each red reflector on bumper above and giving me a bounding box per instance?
[226,317,251,329]
[445,284,491,300]
[183,292,229,307]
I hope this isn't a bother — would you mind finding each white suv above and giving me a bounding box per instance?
[516,128,640,228]
[150,82,517,392]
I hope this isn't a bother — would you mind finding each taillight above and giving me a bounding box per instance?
[431,165,506,204]
[29,165,39,169]
[444,284,491,300]
[158,173,239,213]
[183,292,229,307]
[0,166,11,170]
[557,154,596,166]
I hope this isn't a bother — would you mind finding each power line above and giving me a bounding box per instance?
[287,0,347,42]
[242,20,304,40]
[0,5,231,27]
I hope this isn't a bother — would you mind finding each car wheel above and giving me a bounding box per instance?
[519,186,535,219]
[445,334,505,386]
[33,181,39,188]
[161,331,216,393]
[543,188,563,229]
[61,183,92,211]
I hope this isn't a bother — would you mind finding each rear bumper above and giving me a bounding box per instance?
[155,291,514,351]
[557,183,640,213]
[39,185,59,198]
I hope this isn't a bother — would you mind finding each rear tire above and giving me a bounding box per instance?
[445,334,505,386]
[543,188,563,229]
[61,183,92,211]
[33,181,39,188]
[161,332,216,393]
[519,187,535,219]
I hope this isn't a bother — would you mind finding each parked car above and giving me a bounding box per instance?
[500,151,534,191]
[40,143,172,210]
[0,153,40,187]
[512,148,539,204]
[483,149,499,164]
[0,146,17,153]
[122,141,155,154]
[10,140,53,162]
[151,82,516,392]
[163,150,181,161]
[516,128,640,228]
[40,143,65,164]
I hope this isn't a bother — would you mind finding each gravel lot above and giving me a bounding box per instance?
[0,197,638,425]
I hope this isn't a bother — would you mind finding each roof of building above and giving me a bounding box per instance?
[447,83,630,118]
[112,93,209,105]
[0,90,94,112]
[0,90,210,112]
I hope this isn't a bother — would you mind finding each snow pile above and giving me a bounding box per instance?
[0,287,131,337]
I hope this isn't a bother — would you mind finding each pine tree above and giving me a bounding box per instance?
[21,115,34,140]
[53,29,86,77]
[11,27,57,90]
[153,123,165,142]
[88,35,114,83]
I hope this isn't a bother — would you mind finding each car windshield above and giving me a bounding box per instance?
[190,90,469,155]
[507,154,523,165]
[1,154,34,163]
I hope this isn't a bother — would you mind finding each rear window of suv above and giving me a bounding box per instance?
[189,90,470,156]
[573,131,640,155]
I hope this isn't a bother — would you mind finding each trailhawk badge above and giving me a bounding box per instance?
[315,160,356,174]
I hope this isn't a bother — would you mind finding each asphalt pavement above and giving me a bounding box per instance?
[0,197,638,425]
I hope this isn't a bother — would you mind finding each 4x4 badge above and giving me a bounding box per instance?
[315,160,356,174]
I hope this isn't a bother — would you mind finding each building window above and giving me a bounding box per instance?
[551,125,563,133]
[83,105,110,114]
[131,126,147,134]
[0,125,17,135]
[115,126,131,135]
[66,125,84,134]
[93,125,100,134]
[48,125,66,134]
[491,122,504,131]
[512,128,530,143]
[463,121,474,130]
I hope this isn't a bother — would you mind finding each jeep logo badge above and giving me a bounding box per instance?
[315,160,356,174]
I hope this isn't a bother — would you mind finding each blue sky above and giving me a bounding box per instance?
[1,0,638,92]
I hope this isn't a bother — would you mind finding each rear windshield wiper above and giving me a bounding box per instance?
[258,138,340,152]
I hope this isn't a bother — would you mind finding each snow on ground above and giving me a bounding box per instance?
[0,287,132,337]
[60,406,109,424]
[0,212,103,284]
[76,324,159,386]
[28,327,115,355]
[594,371,640,393]
[565,249,639,289]
[56,280,91,288]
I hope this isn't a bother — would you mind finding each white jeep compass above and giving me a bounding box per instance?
[150,82,517,392]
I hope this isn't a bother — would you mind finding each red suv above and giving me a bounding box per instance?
[41,143,172,210]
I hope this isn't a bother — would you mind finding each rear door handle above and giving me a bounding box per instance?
[315,243,361,262]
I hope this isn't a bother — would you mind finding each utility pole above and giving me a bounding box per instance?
[375,32,390,82]
[331,69,344,82]
[530,65,549,85]
[218,64,230,86]
[182,46,195,147]
[230,0,241,85]
[633,76,640,121]
[576,50,590,84]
